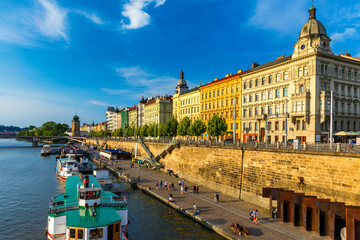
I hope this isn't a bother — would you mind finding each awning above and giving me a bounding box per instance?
[334,131,360,136]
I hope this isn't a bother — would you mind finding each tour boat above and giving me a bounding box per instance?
[41,145,51,156]
[47,175,128,240]
[55,158,80,180]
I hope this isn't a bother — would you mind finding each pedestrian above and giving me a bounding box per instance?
[214,193,219,202]
[164,181,167,189]
[253,209,259,224]
[160,180,163,189]
[155,182,159,190]
[178,180,181,188]
[168,193,173,203]
[196,185,199,194]
[193,186,196,194]
[180,185,184,194]
[181,179,185,186]
[171,183,174,190]
[193,203,200,215]
[168,184,171,191]
[184,185,188,193]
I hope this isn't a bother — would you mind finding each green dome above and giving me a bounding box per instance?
[72,115,80,121]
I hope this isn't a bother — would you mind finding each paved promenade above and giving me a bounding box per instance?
[105,159,324,240]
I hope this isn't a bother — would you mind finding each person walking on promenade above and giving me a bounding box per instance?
[171,183,175,190]
[168,193,173,203]
[180,185,184,194]
[181,179,185,186]
[164,182,167,189]
[252,209,259,224]
[193,203,200,215]
[160,180,163,189]
[168,184,171,191]
[193,186,196,193]
[196,185,199,194]
[184,185,188,193]
[155,182,159,190]
[214,193,219,202]
[178,180,181,188]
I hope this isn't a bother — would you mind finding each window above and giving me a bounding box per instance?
[255,93,259,101]
[342,69,345,78]
[268,106,272,114]
[261,107,265,114]
[325,65,328,75]
[283,72,288,80]
[298,67,303,77]
[243,123,246,130]
[296,101,301,112]
[341,86,345,95]
[226,88,229,94]
[262,77,266,85]
[236,85,239,92]
[354,104,357,114]
[226,99,228,106]
[302,101,305,111]
[249,94,253,102]
[341,103,345,114]
[275,89,280,98]
[304,66,308,75]
[217,90,220,96]
[213,91,215,97]
[283,103,286,113]
[70,229,76,238]
[348,87,351,97]
[231,98,233,105]
[321,65,324,74]
[262,92,266,100]
[348,71,351,80]
[268,75,272,83]
[249,108,253,116]
[268,122,272,130]
[275,121,279,130]
[355,72,358,80]
[244,82,247,89]
[255,79,259,86]
[348,104,351,114]
[255,122,259,131]
[205,93,207,99]
[231,87,233,93]
[334,67,338,77]
[243,96,247,103]
[302,120,306,130]
[355,87,357,97]
[249,80,253,88]
[115,223,120,233]
[275,105,280,113]
[296,120,300,130]
[222,89,224,95]
[255,107,258,115]
[282,121,285,130]
[209,92,211,98]
[299,84,304,93]
[276,74,280,82]
[268,90,272,99]
[335,102,338,113]
[89,229,103,239]
[283,87,288,97]
[249,123,252,131]
[243,109,247,117]
[335,85,338,94]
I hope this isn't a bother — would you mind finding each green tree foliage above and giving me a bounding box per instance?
[147,124,156,137]
[158,124,167,137]
[89,131,96,137]
[17,121,68,136]
[177,117,191,136]
[189,119,207,138]
[166,117,178,137]
[125,126,134,137]
[140,125,149,137]
[207,115,228,140]
[112,128,123,137]
[135,126,141,136]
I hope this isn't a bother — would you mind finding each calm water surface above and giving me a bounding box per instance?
[0,139,224,240]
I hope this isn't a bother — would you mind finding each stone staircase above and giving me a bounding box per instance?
[138,138,154,158]
[153,140,179,161]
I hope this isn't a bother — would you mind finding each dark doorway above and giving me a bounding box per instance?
[355,220,360,240]
[294,203,300,226]
[260,128,265,141]
[306,207,313,231]
[108,224,114,240]
[319,210,326,236]
[334,215,346,240]
[283,201,290,222]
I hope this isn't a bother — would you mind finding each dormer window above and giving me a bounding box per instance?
[301,44,306,50]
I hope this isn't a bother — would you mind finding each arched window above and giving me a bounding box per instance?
[299,84,304,93]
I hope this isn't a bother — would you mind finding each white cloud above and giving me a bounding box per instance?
[35,0,69,42]
[331,28,357,42]
[113,66,177,98]
[89,100,110,107]
[73,9,105,25]
[101,88,130,95]
[120,0,166,30]
[248,0,307,34]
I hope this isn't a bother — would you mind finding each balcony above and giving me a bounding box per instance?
[292,91,310,99]
[291,110,310,117]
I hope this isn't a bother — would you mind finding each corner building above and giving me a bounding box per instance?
[200,70,243,140]
[241,6,360,143]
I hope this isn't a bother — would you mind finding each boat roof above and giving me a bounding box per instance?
[49,175,124,228]
[57,158,77,162]
[100,149,129,154]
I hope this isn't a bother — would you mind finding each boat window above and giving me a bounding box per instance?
[79,192,85,200]
[69,229,76,238]
[77,229,84,239]
[86,191,98,199]
[115,223,120,233]
[89,229,103,239]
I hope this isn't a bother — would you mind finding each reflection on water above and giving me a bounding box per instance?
[0,139,224,240]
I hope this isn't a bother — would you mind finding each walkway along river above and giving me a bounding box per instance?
[0,139,224,240]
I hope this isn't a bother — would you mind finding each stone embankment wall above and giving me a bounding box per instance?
[85,138,360,209]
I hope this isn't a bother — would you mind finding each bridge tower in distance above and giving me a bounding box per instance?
[72,115,80,137]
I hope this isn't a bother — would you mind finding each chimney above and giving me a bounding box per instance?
[252,62,259,69]
[84,175,89,188]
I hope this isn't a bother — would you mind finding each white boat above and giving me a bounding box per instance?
[55,158,80,180]
[47,175,128,240]
[41,145,51,156]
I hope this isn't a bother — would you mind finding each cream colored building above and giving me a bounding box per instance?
[172,71,201,122]
[128,106,137,127]
[144,95,173,125]
[241,6,360,143]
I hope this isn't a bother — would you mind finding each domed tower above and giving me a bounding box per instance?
[292,6,332,58]
[72,114,80,137]
[175,70,189,95]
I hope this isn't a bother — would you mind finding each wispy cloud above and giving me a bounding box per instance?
[120,0,166,30]
[72,9,105,25]
[89,100,110,107]
[101,88,130,95]
[331,28,357,42]
[248,0,307,34]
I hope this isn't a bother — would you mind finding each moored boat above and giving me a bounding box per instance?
[47,175,128,240]
[41,145,51,156]
[55,158,80,180]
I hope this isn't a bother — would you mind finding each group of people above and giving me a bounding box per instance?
[193,203,200,215]
[249,209,259,224]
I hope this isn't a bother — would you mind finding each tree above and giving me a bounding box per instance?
[140,125,149,137]
[207,115,228,140]
[166,117,178,137]
[158,124,167,137]
[147,124,156,137]
[189,119,206,139]
[18,121,68,136]
[112,128,123,137]
[177,117,191,137]
[135,126,141,137]
[125,126,134,137]
[89,131,96,137]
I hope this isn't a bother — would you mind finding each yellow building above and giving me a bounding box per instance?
[200,70,244,140]
[144,95,173,125]
[94,122,106,132]
[128,106,137,127]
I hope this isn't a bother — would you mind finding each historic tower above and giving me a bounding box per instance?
[175,70,189,94]
[71,115,80,137]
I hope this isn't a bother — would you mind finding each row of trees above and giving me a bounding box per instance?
[89,115,228,139]
[17,122,69,136]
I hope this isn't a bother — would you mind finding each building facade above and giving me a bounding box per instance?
[94,122,106,132]
[172,71,201,122]
[128,106,137,127]
[106,107,116,131]
[200,71,243,140]
[144,95,173,125]
[241,6,360,143]
[137,97,148,127]
[120,108,129,129]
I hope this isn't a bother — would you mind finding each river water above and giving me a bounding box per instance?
[0,139,224,240]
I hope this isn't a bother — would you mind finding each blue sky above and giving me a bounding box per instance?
[1,0,360,127]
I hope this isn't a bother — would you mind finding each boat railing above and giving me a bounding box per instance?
[49,200,79,214]
[101,196,127,208]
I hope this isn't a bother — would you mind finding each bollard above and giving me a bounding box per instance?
[336,143,341,152]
